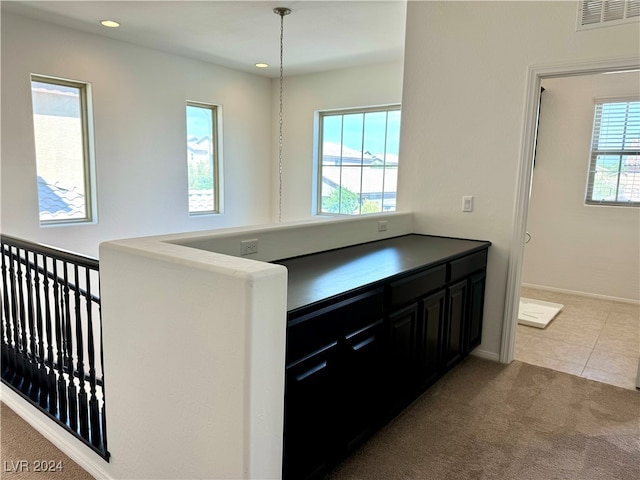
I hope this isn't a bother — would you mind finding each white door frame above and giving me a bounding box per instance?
[499,56,640,364]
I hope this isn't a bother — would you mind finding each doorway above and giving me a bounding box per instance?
[501,58,640,390]
[514,71,640,390]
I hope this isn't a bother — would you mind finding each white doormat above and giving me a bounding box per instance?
[518,298,563,328]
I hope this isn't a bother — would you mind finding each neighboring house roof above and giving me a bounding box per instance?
[321,165,398,197]
[322,142,399,166]
[624,154,640,172]
[38,177,215,217]
[320,142,399,209]
[187,136,212,158]
[188,190,215,212]
[37,176,85,221]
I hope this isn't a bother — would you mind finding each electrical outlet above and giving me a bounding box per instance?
[240,238,259,256]
[462,196,474,212]
[378,220,388,232]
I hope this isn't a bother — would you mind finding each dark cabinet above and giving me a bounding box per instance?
[444,279,467,370]
[387,303,419,412]
[386,264,447,408]
[283,341,339,480]
[340,316,386,449]
[278,235,490,480]
[467,270,486,351]
[418,289,446,389]
[283,289,385,479]
[386,278,449,411]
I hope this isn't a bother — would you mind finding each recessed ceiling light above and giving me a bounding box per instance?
[255,63,269,68]
[100,20,120,28]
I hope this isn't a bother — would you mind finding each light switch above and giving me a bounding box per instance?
[462,196,473,212]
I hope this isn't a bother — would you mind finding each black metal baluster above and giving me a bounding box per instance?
[85,269,100,447]
[63,262,78,430]
[25,252,39,401]
[43,255,58,416]
[33,254,48,408]
[97,295,108,454]
[1,243,9,378]
[15,247,30,394]
[8,246,20,386]
[74,264,89,440]
[0,302,5,377]
[53,260,67,423]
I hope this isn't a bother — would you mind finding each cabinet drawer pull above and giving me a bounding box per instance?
[295,361,328,382]
[351,336,376,352]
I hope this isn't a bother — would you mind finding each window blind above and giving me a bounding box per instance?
[586,100,640,205]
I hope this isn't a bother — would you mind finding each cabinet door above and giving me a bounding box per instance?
[466,270,486,352]
[386,303,419,412]
[418,289,446,389]
[340,317,386,450]
[283,342,339,480]
[444,279,467,369]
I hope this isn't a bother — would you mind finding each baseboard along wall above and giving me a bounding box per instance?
[521,283,640,306]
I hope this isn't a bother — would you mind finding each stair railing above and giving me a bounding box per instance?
[1,234,109,460]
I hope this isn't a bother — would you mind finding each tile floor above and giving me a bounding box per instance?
[515,287,640,391]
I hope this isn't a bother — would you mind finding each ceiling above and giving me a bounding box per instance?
[2,0,407,78]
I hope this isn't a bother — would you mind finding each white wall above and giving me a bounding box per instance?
[1,12,403,256]
[1,12,273,258]
[399,1,640,357]
[523,72,640,301]
[273,61,404,221]
[167,211,413,261]
[99,238,288,480]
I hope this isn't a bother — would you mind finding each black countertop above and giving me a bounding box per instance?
[273,234,491,313]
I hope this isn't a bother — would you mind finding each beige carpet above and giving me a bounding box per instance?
[1,358,639,480]
[328,357,640,480]
[0,402,94,479]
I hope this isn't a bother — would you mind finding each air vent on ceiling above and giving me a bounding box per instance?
[577,0,640,29]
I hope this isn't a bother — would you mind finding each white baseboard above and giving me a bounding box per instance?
[0,385,113,480]
[470,349,500,362]
[521,283,640,306]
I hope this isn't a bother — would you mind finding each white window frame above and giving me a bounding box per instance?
[585,97,640,207]
[315,105,401,216]
[186,101,220,215]
[31,74,96,226]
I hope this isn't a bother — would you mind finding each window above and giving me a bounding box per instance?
[31,75,95,224]
[586,99,640,206]
[186,102,219,214]
[318,106,401,215]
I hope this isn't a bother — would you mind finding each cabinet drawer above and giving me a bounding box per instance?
[286,341,338,380]
[287,288,383,363]
[389,265,446,309]
[344,318,385,353]
[448,250,487,283]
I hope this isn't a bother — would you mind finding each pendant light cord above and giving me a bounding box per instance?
[278,11,284,223]
[274,7,290,223]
